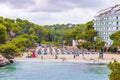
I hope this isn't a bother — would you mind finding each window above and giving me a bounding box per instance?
[116,16,118,20]
[116,22,119,25]
[107,17,109,20]
[116,27,118,30]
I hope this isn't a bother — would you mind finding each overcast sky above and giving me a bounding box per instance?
[0,0,119,25]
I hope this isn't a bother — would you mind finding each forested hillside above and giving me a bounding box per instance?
[0,17,104,59]
[0,17,50,58]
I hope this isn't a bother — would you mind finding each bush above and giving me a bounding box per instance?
[96,40,105,50]
[108,47,117,53]
[53,42,61,46]
[41,40,46,44]
[0,24,7,44]
[41,40,52,46]
[108,60,120,80]
[0,43,19,59]
[77,42,92,50]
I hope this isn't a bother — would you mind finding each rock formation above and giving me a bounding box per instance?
[0,54,10,67]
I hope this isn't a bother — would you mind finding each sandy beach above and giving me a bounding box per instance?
[14,53,120,64]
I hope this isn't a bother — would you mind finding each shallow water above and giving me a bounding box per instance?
[0,61,109,80]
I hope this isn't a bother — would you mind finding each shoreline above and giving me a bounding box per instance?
[12,53,120,64]
[13,59,115,64]
[13,58,119,65]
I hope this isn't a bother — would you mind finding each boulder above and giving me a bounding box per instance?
[0,54,10,67]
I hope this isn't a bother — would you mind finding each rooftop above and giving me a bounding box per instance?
[96,4,120,16]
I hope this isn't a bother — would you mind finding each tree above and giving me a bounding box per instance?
[11,23,21,37]
[108,60,120,80]
[77,42,92,50]
[84,30,97,42]
[0,24,7,44]
[109,31,120,52]
[64,30,73,45]
[96,40,105,50]
[0,17,4,24]
[3,20,13,34]
[85,21,94,30]
[0,43,19,59]
[110,31,120,40]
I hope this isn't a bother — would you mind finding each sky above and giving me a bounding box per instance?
[0,0,120,25]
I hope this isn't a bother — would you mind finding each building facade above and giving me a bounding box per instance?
[94,4,120,45]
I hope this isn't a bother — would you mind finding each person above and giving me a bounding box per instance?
[49,48,52,55]
[50,50,53,55]
[32,51,36,58]
[99,49,103,59]
[38,50,42,55]
[61,57,66,61]
[74,54,76,59]
[20,53,23,57]
[55,55,58,59]
[38,48,42,55]
[41,55,43,59]
[44,48,47,55]
[82,49,85,59]
[27,51,31,58]
[56,49,59,55]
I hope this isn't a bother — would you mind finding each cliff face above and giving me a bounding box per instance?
[0,54,10,67]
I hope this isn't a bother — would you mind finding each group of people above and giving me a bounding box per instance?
[27,51,36,58]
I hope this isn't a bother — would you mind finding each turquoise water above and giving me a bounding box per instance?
[0,61,109,80]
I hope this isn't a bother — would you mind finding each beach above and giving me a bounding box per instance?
[14,53,120,64]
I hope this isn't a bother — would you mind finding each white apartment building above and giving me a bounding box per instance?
[94,4,120,45]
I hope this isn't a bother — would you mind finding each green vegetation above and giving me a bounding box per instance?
[0,24,7,44]
[0,16,106,59]
[45,21,106,51]
[96,40,106,50]
[44,23,74,43]
[63,21,105,50]
[108,60,120,80]
[0,17,50,59]
[109,31,120,53]
[1,16,120,59]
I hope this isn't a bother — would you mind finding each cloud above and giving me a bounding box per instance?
[0,0,35,9]
[29,0,107,12]
[0,0,110,12]
[0,0,120,25]
[24,8,97,25]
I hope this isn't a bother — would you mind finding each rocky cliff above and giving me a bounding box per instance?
[0,54,10,67]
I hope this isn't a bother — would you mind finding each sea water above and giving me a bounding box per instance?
[0,61,109,80]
